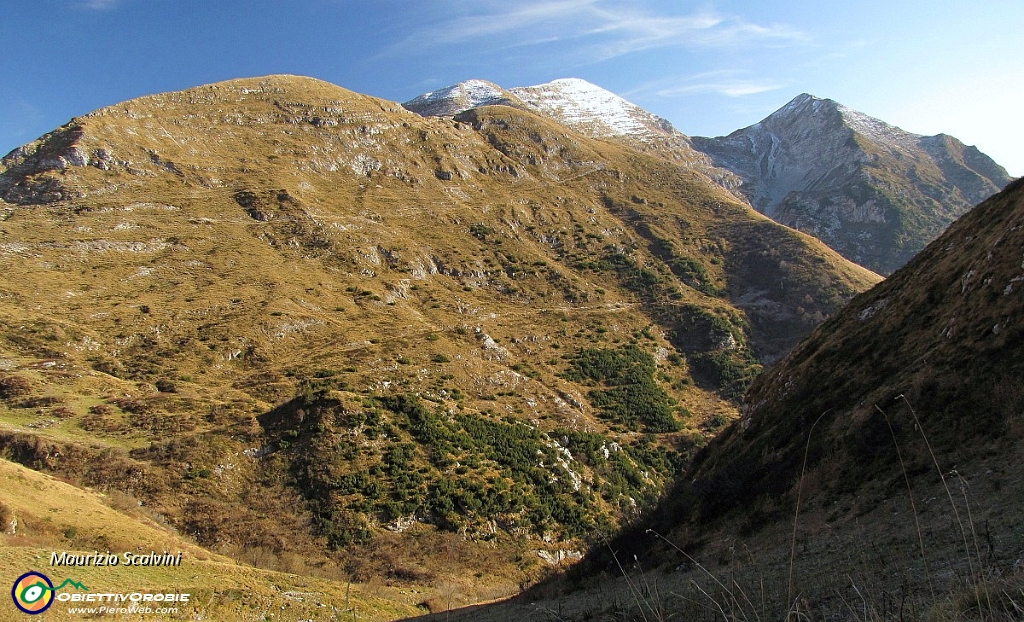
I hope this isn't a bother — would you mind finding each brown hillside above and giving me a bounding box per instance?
[0,458,422,621]
[0,75,876,603]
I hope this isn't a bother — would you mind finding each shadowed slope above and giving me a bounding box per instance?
[487,177,1024,621]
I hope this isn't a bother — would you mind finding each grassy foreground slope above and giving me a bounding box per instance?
[0,458,421,621]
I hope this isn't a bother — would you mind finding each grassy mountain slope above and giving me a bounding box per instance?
[484,178,1024,621]
[0,75,876,602]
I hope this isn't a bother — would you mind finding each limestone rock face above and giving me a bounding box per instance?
[0,501,15,535]
[691,94,1014,274]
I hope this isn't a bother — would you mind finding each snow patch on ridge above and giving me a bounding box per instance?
[403,80,513,117]
[510,78,660,138]
[404,77,681,143]
[837,104,918,151]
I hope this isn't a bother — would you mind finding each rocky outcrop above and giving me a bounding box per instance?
[0,125,90,204]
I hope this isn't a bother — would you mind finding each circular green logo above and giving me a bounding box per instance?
[11,571,54,614]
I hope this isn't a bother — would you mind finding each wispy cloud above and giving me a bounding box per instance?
[662,81,783,97]
[581,7,803,60]
[79,0,122,11]
[629,71,787,99]
[392,0,804,61]
[426,0,601,44]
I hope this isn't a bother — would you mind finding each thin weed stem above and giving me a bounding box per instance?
[834,588,859,622]
[634,554,665,622]
[1007,589,1024,617]
[732,579,761,622]
[788,410,830,608]
[669,590,721,619]
[786,594,811,622]
[897,395,980,592]
[876,403,936,600]
[605,542,651,622]
[848,574,870,621]
[646,529,742,612]
[955,470,995,618]
[689,580,729,622]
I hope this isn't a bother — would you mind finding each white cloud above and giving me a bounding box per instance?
[679,83,779,97]
[585,9,803,59]
[657,81,784,98]
[428,0,601,44]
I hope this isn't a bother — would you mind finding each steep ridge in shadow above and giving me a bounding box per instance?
[427,178,1024,622]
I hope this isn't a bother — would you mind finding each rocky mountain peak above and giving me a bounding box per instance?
[749,93,917,153]
[691,93,1012,275]
[770,92,831,116]
[749,93,846,135]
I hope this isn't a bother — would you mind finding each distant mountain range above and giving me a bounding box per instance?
[404,77,731,182]
[406,79,1013,275]
[404,78,676,140]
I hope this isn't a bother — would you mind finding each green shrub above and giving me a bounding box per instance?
[155,379,177,393]
[690,350,762,400]
[469,223,494,239]
[563,345,680,432]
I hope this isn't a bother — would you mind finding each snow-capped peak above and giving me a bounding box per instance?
[509,78,674,139]
[404,77,678,141]
[403,80,515,118]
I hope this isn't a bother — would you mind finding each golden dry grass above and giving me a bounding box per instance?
[0,457,423,621]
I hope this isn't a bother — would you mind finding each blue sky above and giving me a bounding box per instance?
[2,0,1021,175]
